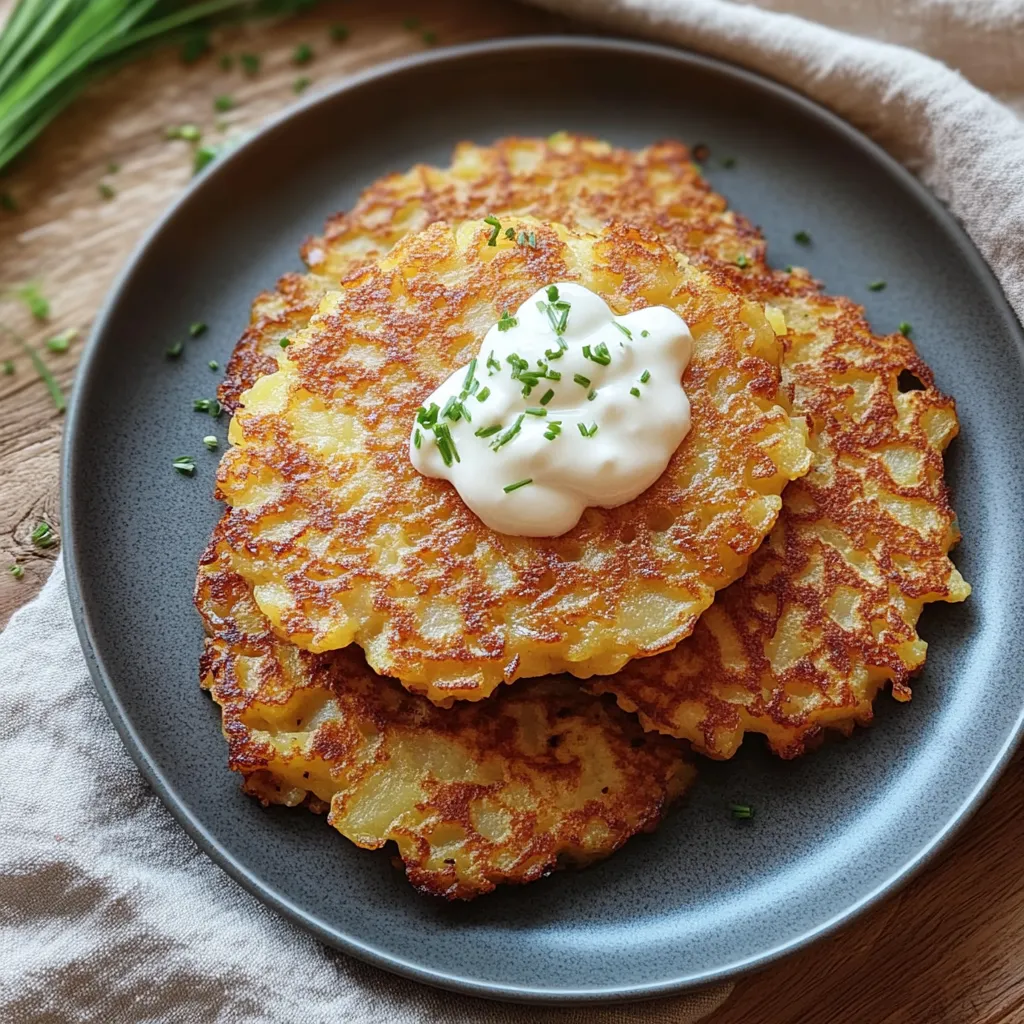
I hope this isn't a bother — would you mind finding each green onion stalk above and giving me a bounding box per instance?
[0,0,317,175]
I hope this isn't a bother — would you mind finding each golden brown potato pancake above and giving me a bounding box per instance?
[212,132,967,757]
[196,531,693,899]
[215,216,810,703]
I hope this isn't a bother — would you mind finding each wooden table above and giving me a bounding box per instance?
[2,3,1020,1021]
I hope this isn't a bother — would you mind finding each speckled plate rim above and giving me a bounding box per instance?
[61,35,1024,1005]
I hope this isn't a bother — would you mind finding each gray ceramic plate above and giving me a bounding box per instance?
[63,37,1024,1004]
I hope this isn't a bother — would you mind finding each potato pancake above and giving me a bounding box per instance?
[196,532,693,899]
[211,132,967,756]
[215,217,810,703]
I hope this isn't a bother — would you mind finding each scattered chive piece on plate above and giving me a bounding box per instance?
[208,360,219,371]
[794,230,812,245]
[31,521,56,548]
[292,43,313,65]
[729,803,755,820]
[294,77,311,94]
[106,162,120,174]
[193,145,219,175]
[422,31,438,45]
[213,95,235,113]
[280,338,290,348]
[2,359,13,375]
[190,322,207,338]
[172,456,196,476]
[9,563,24,579]
[735,254,750,268]
[98,182,115,200]
[503,478,532,493]
[630,386,641,398]
[166,341,183,358]
[868,280,887,292]
[330,25,349,42]
[640,369,651,383]
[45,329,76,353]
[167,124,201,142]
[899,321,913,336]
[202,435,218,451]
[720,156,736,168]
[240,53,261,76]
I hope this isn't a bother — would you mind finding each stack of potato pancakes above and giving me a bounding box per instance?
[196,133,969,899]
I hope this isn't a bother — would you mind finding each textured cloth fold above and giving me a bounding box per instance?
[5,0,1024,1019]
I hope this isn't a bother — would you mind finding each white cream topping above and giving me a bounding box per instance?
[409,282,693,537]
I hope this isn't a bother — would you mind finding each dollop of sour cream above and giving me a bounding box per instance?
[409,283,694,537]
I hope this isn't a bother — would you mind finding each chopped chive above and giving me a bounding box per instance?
[166,124,201,142]
[279,338,290,348]
[98,183,115,201]
[497,311,518,332]
[107,162,120,174]
[193,398,211,412]
[413,428,422,449]
[208,399,221,418]
[868,280,887,292]
[441,395,461,421]
[547,369,562,381]
[546,285,559,302]
[432,422,459,466]
[172,456,196,476]
[240,52,261,75]
[794,230,811,245]
[543,431,558,441]
[640,369,651,384]
[613,322,632,340]
[193,145,219,174]
[30,521,56,548]
[294,77,311,94]
[630,386,641,398]
[486,350,502,374]
[180,31,210,65]
[8,563,23,580]
[577,422,589,437]
[503,478,533,493]
[528,232,537,248]
[475,424,502,438]
[213,95,235,113]
[720,156,736,168]
[785,265,794,273]
[2,359,13,375]
[735,254,750,268]
[417,402,439,428]
[462,357,478,392]
[476,387,491,402]
[539,388,555,406]
[585,341,611,366]
[202,435,218,451]
[190,321,207,338]
[22,343,64,412]
[483,214,502,246]
[641,329,649,338]
[524,407,546,417]
[292,43,314,65]
[208,360,219,371]
[330,25,350,42]
[166,341,183,358]
[504,227,515,240]
[492,414,525,451]
[16,284,49,321]
[573,373,591,388]
[729,803,754,820]
[45,329,76,353]
[899,321,913,337]
[421,30,438,45]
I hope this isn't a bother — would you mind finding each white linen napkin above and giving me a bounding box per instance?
[4,1,1024,1020]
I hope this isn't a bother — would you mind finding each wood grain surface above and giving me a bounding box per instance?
[1,3,1020,1023]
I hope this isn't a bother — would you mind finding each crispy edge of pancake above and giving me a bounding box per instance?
[196,537,694,899]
